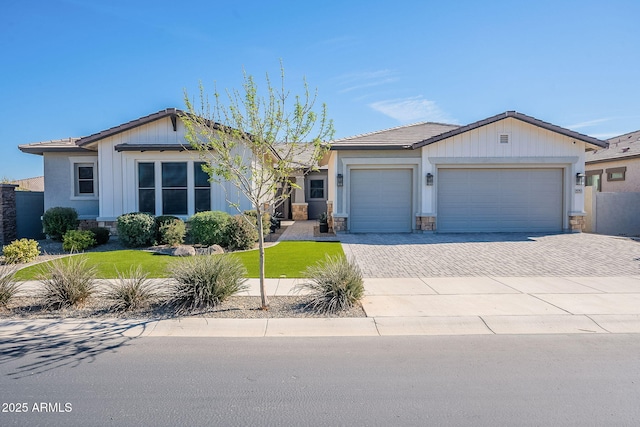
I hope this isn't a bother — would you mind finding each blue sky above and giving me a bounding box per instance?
[2,0,639,179]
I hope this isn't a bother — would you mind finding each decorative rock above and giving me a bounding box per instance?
[195,245,225,255]
[171,245,196,257]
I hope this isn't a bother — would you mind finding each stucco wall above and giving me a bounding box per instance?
[586,157,640,192]
[43,152,99,218]
[593,192,640,236]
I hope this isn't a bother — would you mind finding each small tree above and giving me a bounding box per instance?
[182,65,334,309]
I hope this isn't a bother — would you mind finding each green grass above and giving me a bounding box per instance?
[233,241,344,277]
[14,241,344,280]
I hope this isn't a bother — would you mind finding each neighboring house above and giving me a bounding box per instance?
[325,111,607,233]
[10,176,44,192]
[585,129,640,192]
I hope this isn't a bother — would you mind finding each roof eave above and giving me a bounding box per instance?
[330,144,414,151]
[586,153,640,164]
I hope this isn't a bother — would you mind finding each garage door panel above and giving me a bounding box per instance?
[438,169,563,232]
[350,169,412,233]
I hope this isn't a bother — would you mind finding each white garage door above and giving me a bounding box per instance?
[350,169,413,233]
[438,169,563,232]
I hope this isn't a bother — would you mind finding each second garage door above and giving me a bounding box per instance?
[350,169,413,233]
[437,168,563,232]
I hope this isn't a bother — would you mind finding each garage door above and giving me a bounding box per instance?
[350,169,412,233]
[438,169,563,232]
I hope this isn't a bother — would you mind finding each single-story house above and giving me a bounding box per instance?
[19,108,327,229]
[585,129,640,192]
[324,111,607,233]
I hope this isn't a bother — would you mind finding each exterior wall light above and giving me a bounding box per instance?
[337,173,344,187]
[426,173,434,186]
[576,172,585,186]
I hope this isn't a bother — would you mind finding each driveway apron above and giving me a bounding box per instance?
[339,233,640,277]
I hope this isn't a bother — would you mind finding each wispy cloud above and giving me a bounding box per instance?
[334,70,399,93]
[566,117,612,130]
[369,96,456,124]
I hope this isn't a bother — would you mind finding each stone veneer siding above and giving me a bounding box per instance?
[291,203,308,221]
[0,184,18,245]
[569,215,585,232]
[416,215,436,231]
[333,216,347,232]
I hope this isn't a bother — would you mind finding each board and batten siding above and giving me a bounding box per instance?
[96,116,251,220]
[420,118,587,230]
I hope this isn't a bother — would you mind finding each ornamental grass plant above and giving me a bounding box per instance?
[104,266,159,312]
[167,254,248,314]
[39,255,97,309]
[297,255,364,314]
[0,265,20,307]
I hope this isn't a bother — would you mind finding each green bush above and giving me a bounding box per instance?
[296,255,364,314]
[39,255,97,308]
[155,215,179,241]
[42,207,79,241]
[2,238,40,264]
[167,254,248,314]
[243,210,271,237]
[224,215,258,251]
[117,212,156,247]
[188,211,231,246]
[62,230,96,252]
[89,227,110,245]
[104,266,158,312]
[0,265,20,307]
[158,218,186,246]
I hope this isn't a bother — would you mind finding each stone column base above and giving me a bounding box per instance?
[291,203,308,221]
[569,215,585,233]
[416,215,436,231]
[333,216,348,232]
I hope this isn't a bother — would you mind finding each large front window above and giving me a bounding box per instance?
[137,161,211,216]
[162,162,188,215]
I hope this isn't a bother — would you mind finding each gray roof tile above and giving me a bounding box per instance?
[586,129,640,164]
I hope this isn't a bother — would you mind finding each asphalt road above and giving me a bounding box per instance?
[1,334,640,426]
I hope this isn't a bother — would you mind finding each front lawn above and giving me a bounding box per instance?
[14,241,344,280]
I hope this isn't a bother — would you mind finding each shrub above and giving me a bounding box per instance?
[158,218,186,246]
[167,255,247,313]
[104,266,158,312]
[90,227,111,245]
[117,212,156,247]
[224,215,258,251]
[43,207,78,241]
[2,238,40,264]
[243,210,271,237]
[62,230,96,252]
[39,255,97,308]
[188,211,231,246]
[296,255,364,314]
[155,215,179,241]
[0,265,20,307]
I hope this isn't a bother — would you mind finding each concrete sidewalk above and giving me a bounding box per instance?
[4,276,640,337]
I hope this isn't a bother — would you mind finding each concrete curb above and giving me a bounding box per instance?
[3,315,640,338]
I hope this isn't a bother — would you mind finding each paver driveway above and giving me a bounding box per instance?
[340,233,640,277]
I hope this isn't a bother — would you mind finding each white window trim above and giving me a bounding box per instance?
[69,157,98,200]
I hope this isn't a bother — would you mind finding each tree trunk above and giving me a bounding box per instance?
[256,209,268,310]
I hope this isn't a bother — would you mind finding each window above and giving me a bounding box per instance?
[194,162,211,213]
[606,167,626,182]
[309,179,325,199]
[162,162,187,215]
[138,162,156,214]
[137,161,213,216]
[586,170,602,192]
[71,158,98,198]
